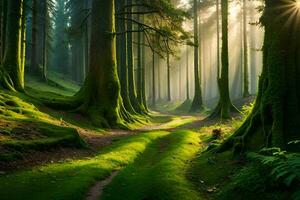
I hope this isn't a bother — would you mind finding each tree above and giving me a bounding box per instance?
[167,52,171,101]
[186,46,190,100]
[68,0,84,83]
[151,51,156,106]
[126,0,146,114]
[219,0,300,153]
[31,0,39,74]
[216,0,220,83]
[209,0,237,119]
[116,0,136,114]
[1,0,25,91]
[190,0,203,112]
[47,0,130,127]
[243,0,250,97]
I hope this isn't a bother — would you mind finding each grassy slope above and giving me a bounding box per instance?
[0,90,85,161]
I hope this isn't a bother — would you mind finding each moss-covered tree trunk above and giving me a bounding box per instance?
[141,31,148,111]
[116,0,136,114]
[243,0,250,97]
[1,0,24,91]
[74,0,125,127]
[126,0,146,114]
[136,8,147,110]
[210,0,237,119]
[219,0,300,153]
[190,0,203,112]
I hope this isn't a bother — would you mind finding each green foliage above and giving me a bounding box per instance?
[241,102,254,119]
[249,149,300,200]
[219,165,278,200]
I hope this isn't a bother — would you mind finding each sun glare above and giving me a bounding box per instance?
[296,0,300,8]
[277,0,300,27]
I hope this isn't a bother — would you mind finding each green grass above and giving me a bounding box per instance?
[157,116,197,130]
[102,130,202,200]
[0,131,169,200]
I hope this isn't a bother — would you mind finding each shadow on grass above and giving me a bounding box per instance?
[0,131,169,200]
[101,130,202,200]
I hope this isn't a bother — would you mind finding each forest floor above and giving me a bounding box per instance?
[0,108,251,200]
[0,76,282,200]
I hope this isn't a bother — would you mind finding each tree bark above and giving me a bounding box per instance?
[141,30,148,110]
[1,0,24,91]
[116,0,136,114]
[74,0,126,127]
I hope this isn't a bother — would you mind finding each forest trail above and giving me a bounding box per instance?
[0,114,217,200]
[85,115,210,200]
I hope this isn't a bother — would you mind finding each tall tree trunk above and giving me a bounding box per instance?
[136,8,145,108]
[42,0,48,81]
[141,30,148,110]
[126,0,145,114]
[157,57,161,100]
[116,0,136,114]
[190,0,203,112]
[31,0,39,74]
[243,0,250,97]
[216,0,220,80]
[152,52,156,107]
[219,0,300,153]
[250,2,257,94]
[1,0,24,91]
[186,46,190,100]
[210,0,237,119]
[167,52,171,101]
[73,0,127,127]
[20,0,26,78]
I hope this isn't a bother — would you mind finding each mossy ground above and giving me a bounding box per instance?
[0,76,187,164]
[0,90,85,162]
[0,75,288,200]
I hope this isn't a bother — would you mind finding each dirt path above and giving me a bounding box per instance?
[85,171,119,200]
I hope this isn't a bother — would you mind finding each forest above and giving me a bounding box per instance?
[0,0,299,199]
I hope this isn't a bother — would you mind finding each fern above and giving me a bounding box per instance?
[251,149,300,200]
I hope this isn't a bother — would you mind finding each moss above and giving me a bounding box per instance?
[101,131,202,200]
